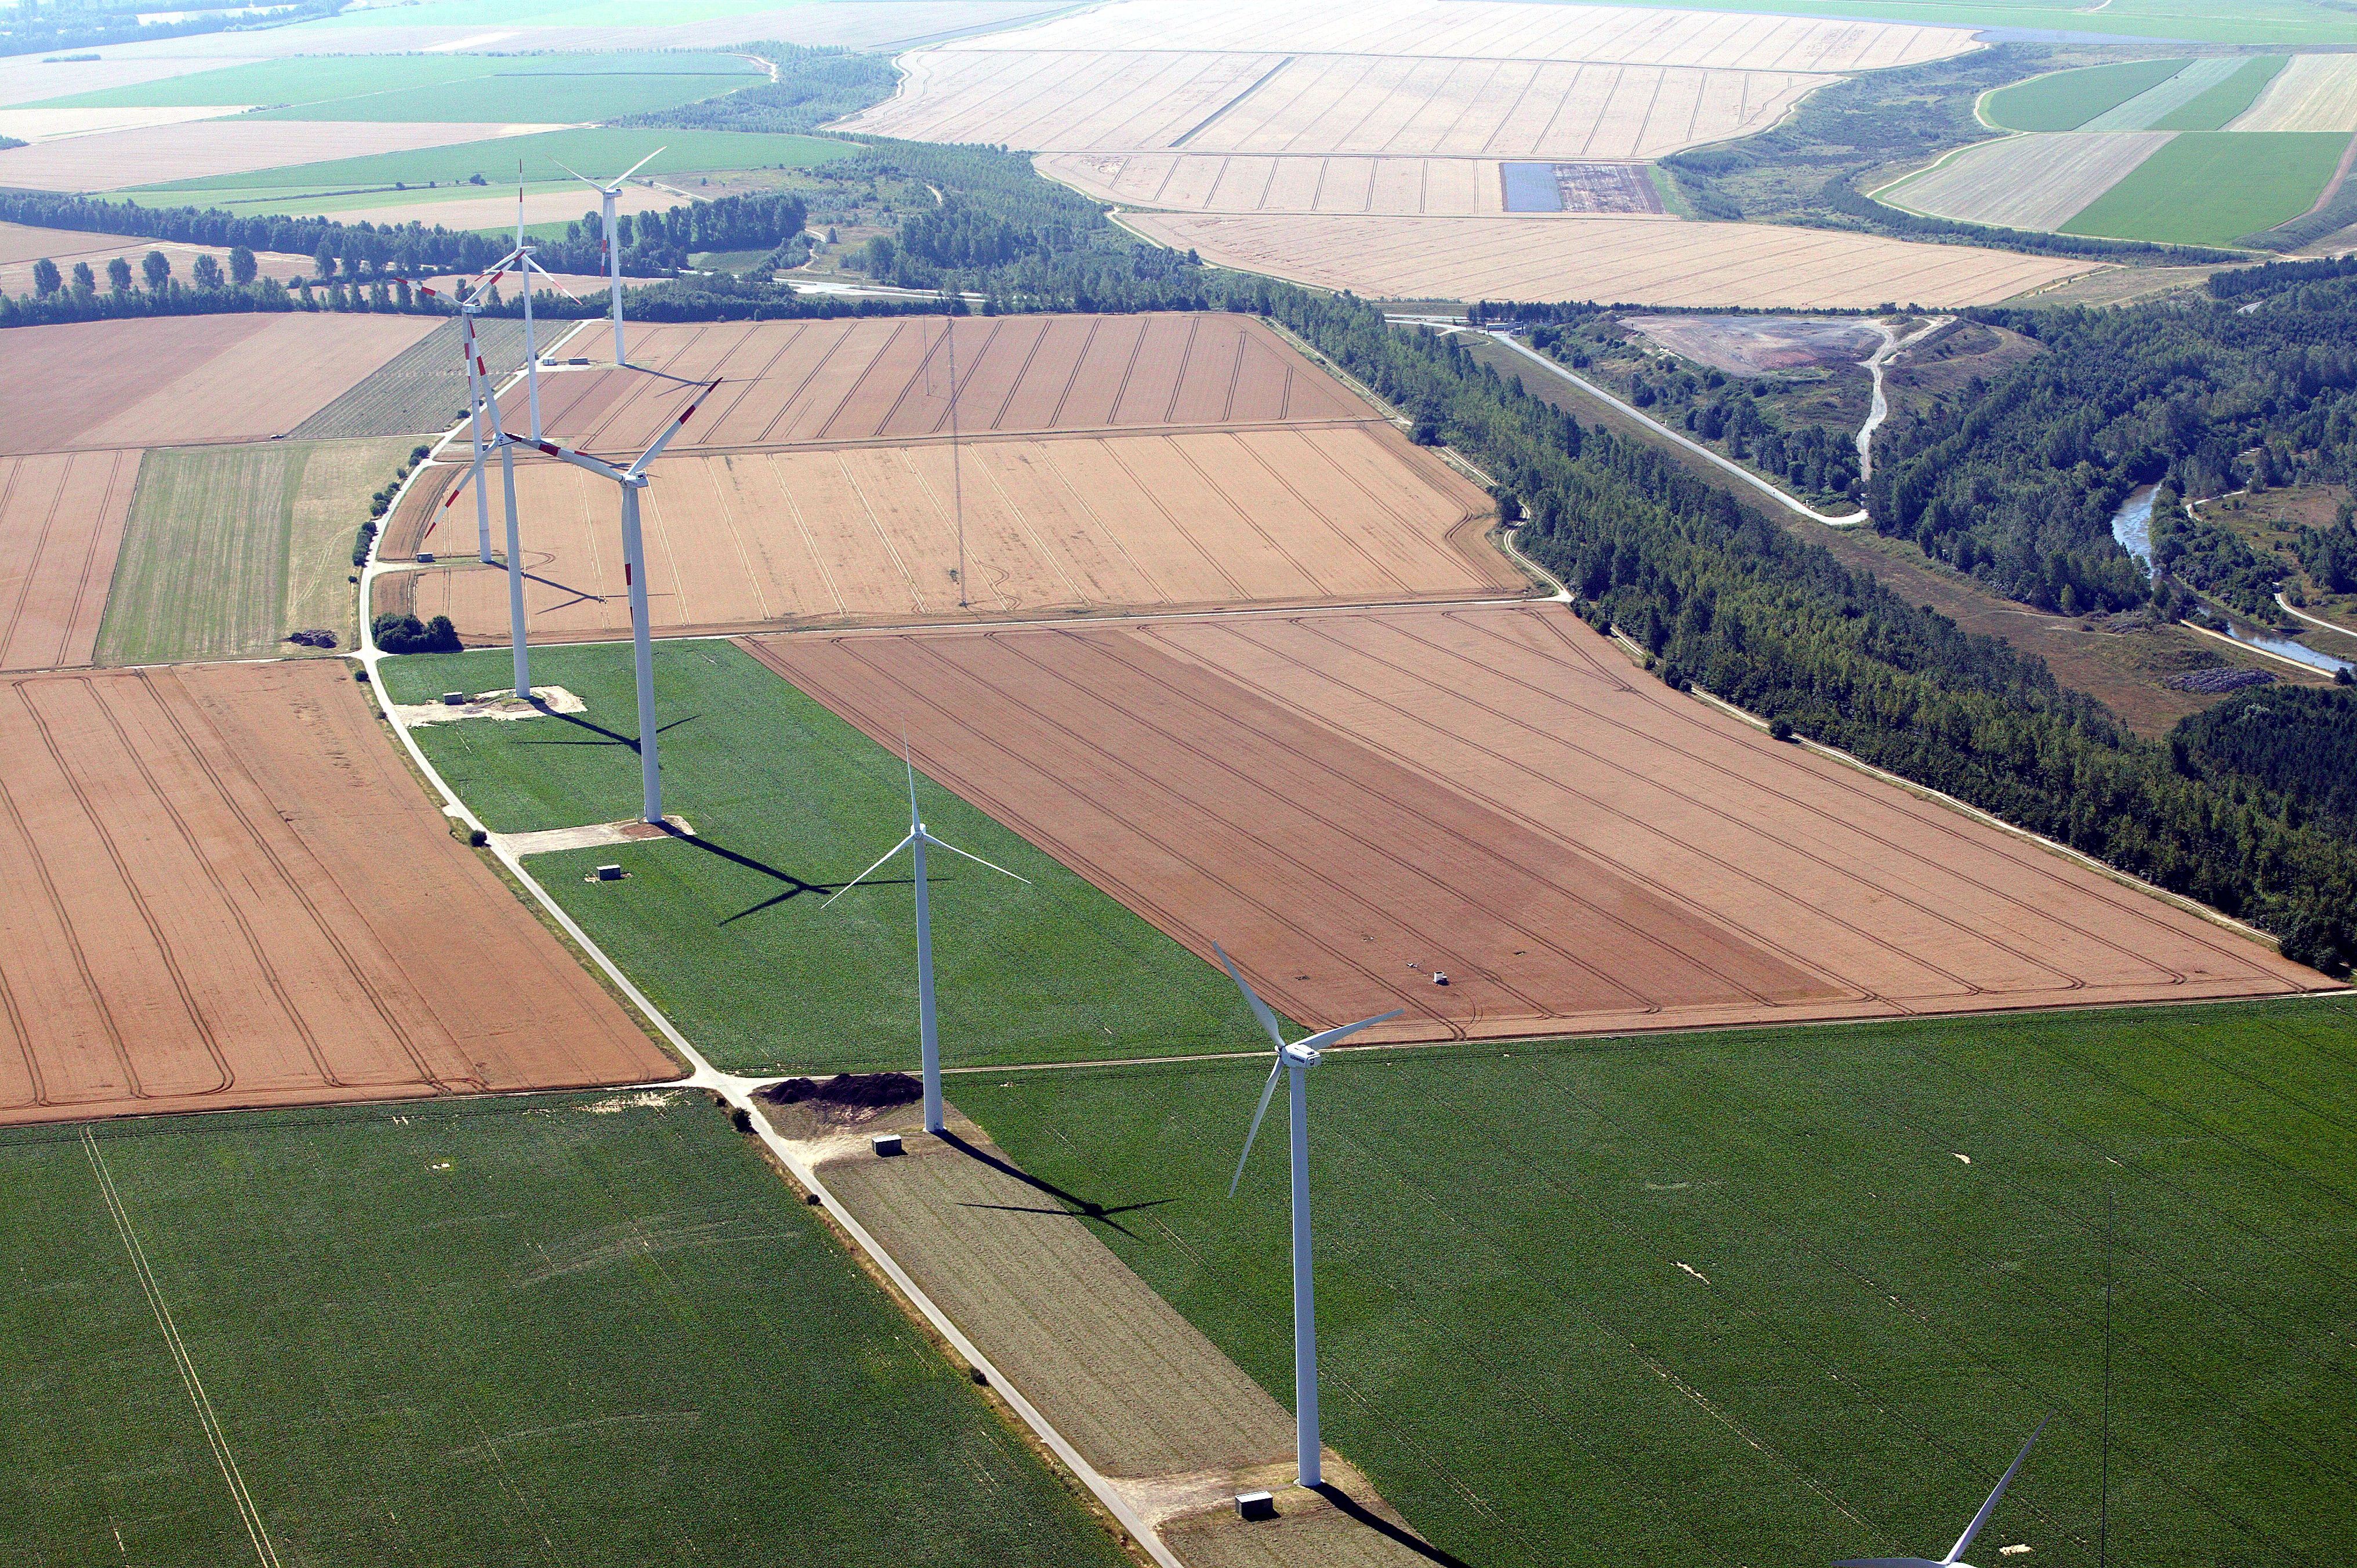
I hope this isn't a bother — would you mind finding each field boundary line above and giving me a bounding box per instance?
[82,1128,283,1568]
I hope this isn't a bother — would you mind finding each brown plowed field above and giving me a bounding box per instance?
[746,605,2326,1045]
[389,424,1511,641]
[503,312,1371,459]
[0,448,137,671]
[0,313,438,454]
[0,660,676,1126]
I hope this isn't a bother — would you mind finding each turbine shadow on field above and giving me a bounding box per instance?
[1310,1483,1471,1567]
[676,833,915,924]
[521,568,607,614]
[512,709,698,753]
[937,1131,1170,1239]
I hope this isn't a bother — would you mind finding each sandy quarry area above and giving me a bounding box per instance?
[386,423,1510,640]
[0,118,558,191]
[500,312,1375,459]
[1623,313,1885,375]
[748,604,2326,1047]
[0,449,139,673]
[0,660,676,1127]
[1124,212,2097,308]
[0,312,437,454]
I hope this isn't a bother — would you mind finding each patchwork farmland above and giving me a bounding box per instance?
[0,118,550,191]
[0,449,137,672]
[2232,51,2357,130]
[1884,132,2175,233]
[1040,151,1518,215]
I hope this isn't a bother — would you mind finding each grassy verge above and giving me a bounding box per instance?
[962,995,2357,1568]
[2065,132,2348,247]
[376,640,1253,1076]
[0,1093,1129,1567]
[95,435,411,665]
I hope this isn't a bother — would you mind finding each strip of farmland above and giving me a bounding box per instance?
[1122,212,2095,308]
[1883,131,2173,234]
[0,660,675,1126]
[0,118,554,191]
[1039,151,1514,215]
[387,424,1511,640]
[748,605,2324,1046]
[2079,56,2246,131]
[2231,52,2357,131]
[0,448,137,671]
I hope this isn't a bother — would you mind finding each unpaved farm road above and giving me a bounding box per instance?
[1856,315,1949,485]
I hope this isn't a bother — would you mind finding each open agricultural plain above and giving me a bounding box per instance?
[0,449,137,673]
[0,118,554,192]
[1883,131,2175,234]
[0,660,675,1125]
[2232,51,2357,130]
[1040,151,1520,215]
[749,604,2325,1047]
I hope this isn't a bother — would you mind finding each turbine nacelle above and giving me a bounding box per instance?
[1281,1042,1323,1069]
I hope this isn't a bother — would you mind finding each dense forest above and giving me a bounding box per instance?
[2171,686,2357,837]
[1869,270,2357,615]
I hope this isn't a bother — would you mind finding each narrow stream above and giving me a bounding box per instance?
[2107,485,2351,674]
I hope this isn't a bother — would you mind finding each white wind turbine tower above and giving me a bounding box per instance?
[821,743,1029,1135]
[528,375,720,824]
[554,148,663,366]
[1836,1416,2051,1568]
[1216,942,1401,1489]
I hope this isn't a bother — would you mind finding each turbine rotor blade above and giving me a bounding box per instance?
[1227,1058,1285,1197]
[1833,1559,1944,1567]
[552,157,600,190]
[525,256,582,299]
[819,832,918,910]
[1297,1008,1406,1052]
[918,832,1030,885]
[904,732,920,829]
[619,147,664,184]
[1948,1416,2050,1566]
[625,378,721,478]
[1212,941,1287,1051]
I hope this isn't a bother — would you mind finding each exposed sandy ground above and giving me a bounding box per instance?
[1126,212,2096,307]
[0,105,247,142]
[0,118,560,191]
[0,660,675,1127]
[0,220,314,296]
[0,313,437,455]
[1884,132,2174,234]
[504,313,1376,458]
[387,423,1509,640]
[748,604,2327,1048]
[837,48,1820,160]
[1624,313,1883,375]
[1040,153,1513,216]
[941,0,1978,71]
[0,449,138,673]
[2232,53,2357,132]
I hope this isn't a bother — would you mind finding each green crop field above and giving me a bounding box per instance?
[1983,59,2189,132]
[30,51,760,124]
[2064,130,2348,246]
[95,435,412,666]
[376,641,1252,1076]
[0,1094,1128,1566]
[962,996,2357,1568]
[304,0,822,27]
[2153,56,2289,131]
[1506,0,2357,45]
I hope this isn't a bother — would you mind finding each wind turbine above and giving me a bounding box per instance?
[528,375,720,825]
[555,147,662,367]
[1216,942,1401,1489]
[821,742,1029,1135]
[1836,1415,2052,1568]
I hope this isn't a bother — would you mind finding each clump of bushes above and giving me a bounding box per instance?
[371,612,460,654]
[354,445,437,566]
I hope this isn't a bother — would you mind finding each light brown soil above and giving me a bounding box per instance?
[0,119,552,192]
[0,448,137,672]
[0,314,438,455]
[747,604,2328,1047]
[388,424,1513,642]
[505,313,1375,458]
[0,660,676,1127]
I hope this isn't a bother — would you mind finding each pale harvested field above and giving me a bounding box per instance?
[507,313,1373,458]
[0,55,262,108]
[0,314,437,455]
[0,118,554,191]
[2232,52,2357,132]
[0,222,314,296]
[749,605,2325,1048]
[1886,131,2174,233]
[946,0,1978,71]
[0,660,675,1127]
[0,449,137,672]
[0,105,244,142]
[838,48,1820,159]
[388,423,1510,640]
[2080,56,2242,132]
[1129,212,2096,307]
[1040,153,1513,215]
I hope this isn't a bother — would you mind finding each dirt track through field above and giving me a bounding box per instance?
[0,660,675,1126]
[0,448,137,671]
[748,605,2324,1045]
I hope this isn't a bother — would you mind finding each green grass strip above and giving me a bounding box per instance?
[2153,55,2290,130]
[1983,57,2189,132]
[2064,129,2348,246]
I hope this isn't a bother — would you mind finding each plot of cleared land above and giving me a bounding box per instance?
[2232,51,2357,131]
[0,660,676,1127]
[0,105,244,142]
[1624,314,1882,375]
[1982,57,2188,132]
[1885,131,2173,233]
[753,605,2322,1048]
[390,424,1506,641]
[0,118,552,191]
[1125,213,2094,307]
[0,1096,1129,1566]
[503,313,1374,458]
[2080,56,2246,130]
[1040,153,1513,215]
[290,316,534,440]
[944,0,1978,71]
[838,49,1823,159]
[0,449,137,673]
[2064,130,2348,245]
[0,220,313,296]
[0,313,437,455]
